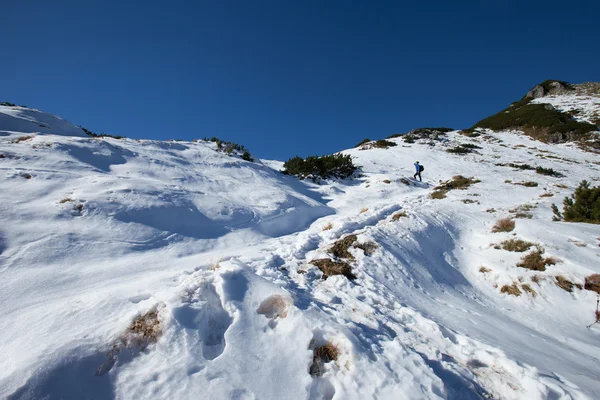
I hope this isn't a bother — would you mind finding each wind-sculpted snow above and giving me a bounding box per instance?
[0,105,87,137]
[2,106,600,399]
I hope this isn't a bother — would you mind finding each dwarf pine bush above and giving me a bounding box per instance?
[283,154,358,181]
[552,180,600,223]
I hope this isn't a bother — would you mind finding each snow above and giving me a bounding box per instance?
[1,104,600,399]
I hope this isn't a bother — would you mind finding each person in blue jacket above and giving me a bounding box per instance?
[413,161,423,181]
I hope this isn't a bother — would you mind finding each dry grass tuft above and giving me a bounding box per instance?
[531,275,542,284]
[59,197,74,204]
[554,183,569,189]
[400,178,410,185]
[329,234,358,259]
[516,249,558,271]
[500,238,535,252]
[479,266,492,273]
[322,222,333,231]
[392,211,408,221]
[555,276,582,292]
[359,207,369,214]
[567,238,586,247]
[521,284,537,297]
[355,241,378,256]
[486,208,496,213]
[383,179,392,184]
[13,135,33,143]
[585,274,600,294]
[513,181,539,187]
[491,218,515,233]
[500,283,522,296]
[96,308,162,376]
[431,176,480,199]
[257,294,290,319]
[430,190,447,199]
[539,193,554,198]
[310,259,356,280]
[128,310,161,346]
[310,342,339,377]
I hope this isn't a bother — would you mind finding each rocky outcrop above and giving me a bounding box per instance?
[525,80,573,99]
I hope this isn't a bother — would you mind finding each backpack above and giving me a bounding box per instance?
[419,165,424,172]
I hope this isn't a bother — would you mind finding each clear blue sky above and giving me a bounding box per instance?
[2,1,599,159]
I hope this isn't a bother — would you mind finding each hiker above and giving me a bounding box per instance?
[413,161,423,181]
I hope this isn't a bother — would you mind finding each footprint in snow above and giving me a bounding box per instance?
[173,280,233,361]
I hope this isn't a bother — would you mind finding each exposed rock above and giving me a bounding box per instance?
[525,80,573,99]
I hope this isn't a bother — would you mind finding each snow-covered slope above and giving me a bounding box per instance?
[1,106,600,399]
[0,105,87,137]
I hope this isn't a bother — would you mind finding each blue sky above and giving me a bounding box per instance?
[2,1,599,159]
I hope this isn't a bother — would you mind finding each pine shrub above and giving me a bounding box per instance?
[552,180,600,223]
[283,154,358,181]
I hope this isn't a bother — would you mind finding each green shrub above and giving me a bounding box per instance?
[471,97,596,143]
[411,127,453,135]
[513,181,539,187]
[446,143,481,154]
[355,138,371,147]
[1,101,16,107]
[283,154,358,181]
[372,139,397,149]
[403,135,415,143]
[200,136,254,161]
[552,180,600,223]
[495,163,535,170]
[241,151,254,162]
[535,166,564,177]
[80,126,125,140]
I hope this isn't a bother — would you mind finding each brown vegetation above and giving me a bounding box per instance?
[521,284,537,297]
[310,259,356,280]
[392,211,408,221]
[516,249,559,271]
[13,135,33,143]
[555,276,582,292]
[500,283,522,296]
[431,176,480,199]
[585,274,600,294]
[491,218,515,233]
[499,239,535,252]
[257,295,290,319]
[310,342,339,377]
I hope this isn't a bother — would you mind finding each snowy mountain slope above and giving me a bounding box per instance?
[2,104,600,399]
[0,105,87,137]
